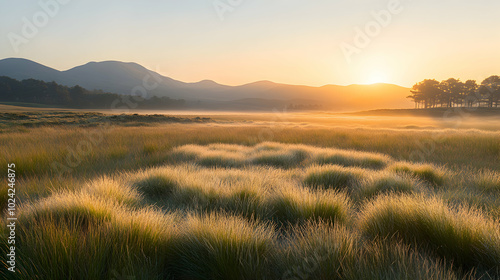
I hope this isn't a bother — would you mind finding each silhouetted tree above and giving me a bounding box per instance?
[440,78,463,107]
[408,76,499,108]
[0,76,186,109]
[480,75,500,107]
[463,80,478,107]
[408,79,442,108]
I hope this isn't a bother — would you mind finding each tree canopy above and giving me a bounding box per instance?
[407,76,500,108]
[0,76,185,109]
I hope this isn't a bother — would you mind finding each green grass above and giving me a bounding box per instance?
[170,213,276,280]
[474,170,500,193]
[133,173,179,199]
[314,149,391,169]
[390,162,448,186]
[13,204,178,279]
[359,172,420,200]
[359,194,500,271]
[280,221,359,279]
[1,111,499,279]
[268,187,352,226]
[303,165,367,192]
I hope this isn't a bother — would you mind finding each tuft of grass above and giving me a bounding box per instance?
[18,191,119,230]
[315,150,391,170]
[280,221,358,279]
[169,144,207,162]
[197,151,245,168]
[280,222,462,280]
[84,176,142,206]
[359,172,420,200]
[347,239,463,280]
[268,187,352,225]
[250,151,300,168]
[133,174,179,199]
[207,143,251,153]
[223,187,267,219]
[171,213,276,280]
[390,162,447,186]
[474,170,500,193]
[11,200,178,280]
[359,194,500,271]
[250,147,310,168]
[303,165,367,192]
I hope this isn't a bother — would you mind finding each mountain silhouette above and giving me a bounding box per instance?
[0,58,413,111]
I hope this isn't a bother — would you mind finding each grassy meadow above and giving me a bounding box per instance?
[1,110,499,279]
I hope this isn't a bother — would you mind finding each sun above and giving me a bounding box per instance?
[364,70,389,84]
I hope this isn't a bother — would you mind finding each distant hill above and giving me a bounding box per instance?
[0,58,413,111]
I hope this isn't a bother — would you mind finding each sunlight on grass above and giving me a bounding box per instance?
[389,162,448,186]
[2,130,499,279]
[359,194,500,270]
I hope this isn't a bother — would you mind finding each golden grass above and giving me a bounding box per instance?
[390,162,448,186]
[1,114,499,279]
[171,213,276,280]
[475,170,500,193]
[169,142,394,170]
[359,171,421,200]
[303,164,367,192]
[359,194,500,269]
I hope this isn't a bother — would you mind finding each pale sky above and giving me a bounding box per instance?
[1,0,499,87]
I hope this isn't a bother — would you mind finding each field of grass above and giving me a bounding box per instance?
[1,110,499,279]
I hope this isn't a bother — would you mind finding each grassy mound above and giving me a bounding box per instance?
[390,162,447,186]
[314,150,391,170]
[171,213,276,280]
[359,172,420,200]
[268,187,352,225]
[133,173,179,199]
[280,222,358,279]
[303,165,367,192]
[250,143,311,168]
[347,240,462,280]
[18,191,119,230]
[84,176,142,206]
[168,142,393,169]
[197,151,245,168]
[359,194,500,271]
[474,170,500,193]
[281,222,461,280]
[10,191,179,279]
[169,144,207,162]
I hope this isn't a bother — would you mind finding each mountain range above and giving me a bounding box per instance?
[0,58,413,111]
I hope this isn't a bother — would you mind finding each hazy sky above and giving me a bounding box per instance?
[1,0,499,87]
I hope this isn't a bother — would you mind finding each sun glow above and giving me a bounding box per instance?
[364,70,390,85]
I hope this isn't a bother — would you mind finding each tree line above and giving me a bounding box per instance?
[407,75,500,108]
[0,76,186,109]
